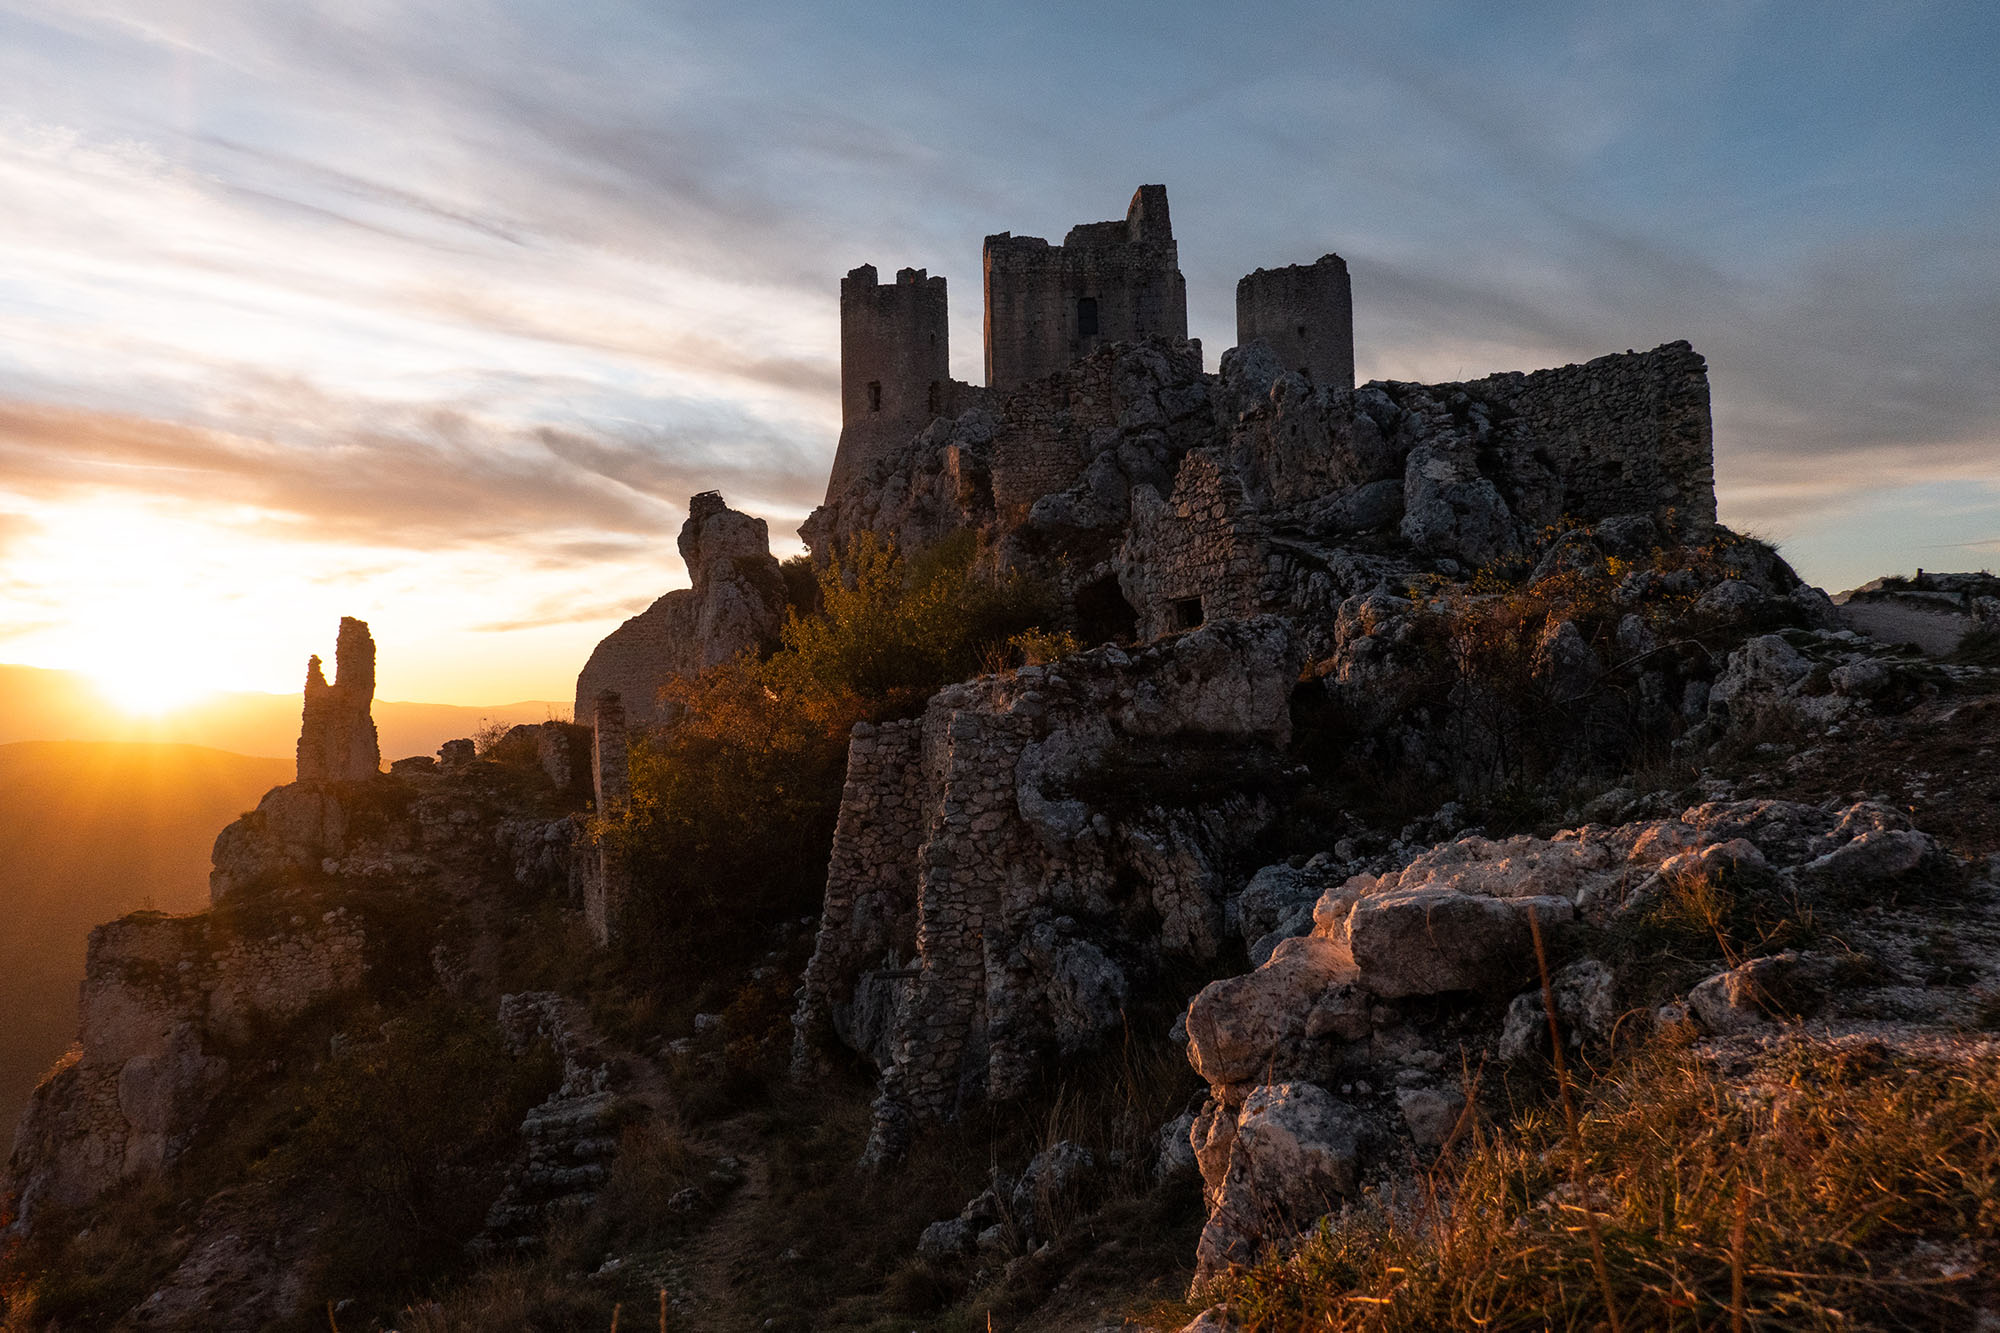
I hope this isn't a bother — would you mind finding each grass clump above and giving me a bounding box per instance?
[1195,1036,2000,1332]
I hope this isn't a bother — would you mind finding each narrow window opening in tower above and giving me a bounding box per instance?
[867,381,882,412]
[927,381,941,415]
[1077,296,1099,337]
[1297,324,1309,340]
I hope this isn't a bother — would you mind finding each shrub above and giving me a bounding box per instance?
[605,530,1057,984]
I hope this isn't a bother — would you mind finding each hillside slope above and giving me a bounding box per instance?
[0,742,291,1139]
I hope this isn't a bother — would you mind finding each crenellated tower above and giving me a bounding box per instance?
[826,264,951,503]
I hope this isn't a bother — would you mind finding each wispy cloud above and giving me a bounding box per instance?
[0,0,1995,701]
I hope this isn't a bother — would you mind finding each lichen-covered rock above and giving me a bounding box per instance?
[1344,889,1574,999]
[1175,796,1943,1279]
[1186,935,1358,1085]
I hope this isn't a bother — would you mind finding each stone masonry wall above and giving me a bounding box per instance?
[983,185,1188,393]
[791,717,926,1073]
[1236,254,1355,392]
[828,265,953,503]
[1119,451,1275,639]
[1456,341,1715,535]
[791,618,1304,1161]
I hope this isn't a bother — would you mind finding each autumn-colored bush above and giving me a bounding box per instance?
[605,530,1057,983]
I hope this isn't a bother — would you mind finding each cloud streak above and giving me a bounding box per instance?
[0,0,1995,701]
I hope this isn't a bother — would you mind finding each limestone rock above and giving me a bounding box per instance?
[573,492,786,727]
[1193,1082,1358,1287]
[1187,935,1357,1085]
[1498,958,1617,1061]
[1395,1085,1466,1150]
[1345,888,1573,999]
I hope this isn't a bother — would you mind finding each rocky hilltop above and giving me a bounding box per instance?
[7,192,1999,1331]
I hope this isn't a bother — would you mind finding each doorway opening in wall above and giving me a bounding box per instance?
[1077,296,1099,337]
[1172,597,1204,631]
[1074,574,1140,644]
[867,381,882,412]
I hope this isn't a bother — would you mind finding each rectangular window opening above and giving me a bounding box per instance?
[1077,296,1099,338]
[1172,597,1204,630]
[867,381,882,412]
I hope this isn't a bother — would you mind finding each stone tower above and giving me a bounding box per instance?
[1235,253,1355,391]
[825,264,950,503]
[982,184,1188,393]
[296,616,380,783]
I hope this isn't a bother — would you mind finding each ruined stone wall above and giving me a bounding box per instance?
[1235,254,1354,392]
[791,717,926,1073]
[6,908,368,1223]
[983,185,1188,393]
[985,337,1209,518]
[296,617,379,783]
[585,690,631,948]
[790,619,1304,1159]
[1456,341,1715,534]
[1119,452,1274,639]
[828,265,953,503]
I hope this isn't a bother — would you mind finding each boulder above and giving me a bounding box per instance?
[1186,935,1357,1084]
[1344,888,1573,998]
[1193,1082,1359,1286]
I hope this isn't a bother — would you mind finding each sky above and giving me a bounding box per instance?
[1,0,1997,708]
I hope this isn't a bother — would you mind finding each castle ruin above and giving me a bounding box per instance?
[983,184,1188,392]
[296,616,379,783]
[823,184,1353,507]
[1236,253,1354,390]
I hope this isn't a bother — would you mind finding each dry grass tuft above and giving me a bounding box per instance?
[1196,1034,2000,1331]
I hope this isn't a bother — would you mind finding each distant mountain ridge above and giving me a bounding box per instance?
[0,663,564,763]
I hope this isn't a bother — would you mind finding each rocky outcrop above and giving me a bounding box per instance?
[1177,798,1942,1287]
[297,617,379,782]
[5,907,369,1227]
[574,492,788,728]
[799,336,1717,664]
[792,616,1304,1159]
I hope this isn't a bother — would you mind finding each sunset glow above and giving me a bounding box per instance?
[1,1,1996,708]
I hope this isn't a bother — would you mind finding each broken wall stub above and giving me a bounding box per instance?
[791,716,927,1075]
[296,617,380,784]
[585,689,631,948]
